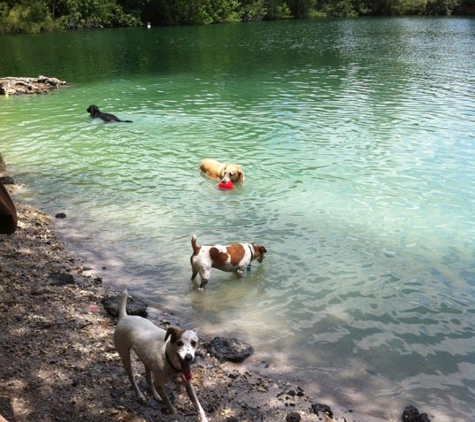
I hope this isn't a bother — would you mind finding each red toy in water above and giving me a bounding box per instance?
[218,180,234,190]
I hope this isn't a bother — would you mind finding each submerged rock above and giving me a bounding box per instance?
[207,336,254,363]
[402,405,431,422]
[311,403,333,418]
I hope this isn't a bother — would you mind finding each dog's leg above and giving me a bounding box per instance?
[198,277,209,290]
[236,268,244,279]
[119,350,147,403]
[184,381,208,422]
[191,266,209,289]
[155,385,177,414]
[145,369,163,403]
[198,269,210,290]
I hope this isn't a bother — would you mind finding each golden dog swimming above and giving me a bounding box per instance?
[198,159,244,183]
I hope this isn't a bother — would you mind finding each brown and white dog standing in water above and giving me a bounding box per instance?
[113,290,207,421]
[198,159,245,183]
[190,235,267,290]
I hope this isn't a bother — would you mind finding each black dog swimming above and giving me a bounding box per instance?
[87,105,133,123]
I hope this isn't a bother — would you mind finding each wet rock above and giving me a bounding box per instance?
[101,293,148,318]
[207,336,254,363]
[55,212,66,219]
[402,405,431,422]
[286,411,301,422]
[0,176,14,184]
[311,403,333,418]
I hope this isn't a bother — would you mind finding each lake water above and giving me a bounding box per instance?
[1,17,475,421]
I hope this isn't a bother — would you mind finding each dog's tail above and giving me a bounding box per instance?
[191,234,200,255]
[118,289,129,320]
[119,119,133,123]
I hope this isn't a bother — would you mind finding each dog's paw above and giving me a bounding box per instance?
[137,393,147,404]
[165,406,177,415]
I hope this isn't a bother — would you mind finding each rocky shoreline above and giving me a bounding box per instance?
[1,180,427,422]
[0,76,67,96]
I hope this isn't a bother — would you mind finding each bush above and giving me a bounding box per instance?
[0,1,56,34]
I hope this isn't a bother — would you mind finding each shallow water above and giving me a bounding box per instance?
[1,18,475,420]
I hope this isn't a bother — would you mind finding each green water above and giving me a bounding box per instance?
[1,18,475,420]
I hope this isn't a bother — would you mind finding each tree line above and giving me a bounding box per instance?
[1,0,474,34]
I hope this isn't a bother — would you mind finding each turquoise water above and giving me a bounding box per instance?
[1,18,475,420]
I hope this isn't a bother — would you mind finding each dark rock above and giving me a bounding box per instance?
[0,176,14,184]
[286,411,301,422]
[311,403,333,418]
[207,336,254,363]
[101,293,148,318]
[55,213,66,219]
[402,405,431,422]
[49,271,75,286]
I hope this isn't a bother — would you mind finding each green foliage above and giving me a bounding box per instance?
[0,0,471,33]
[54,0,140,29]
[240,0,268,21]
[392,0,427,15]
[264,0,293,19]
[0,0,56,33]
[321,0,360,16]
[287,0,315,17]
[425,0,459,14]
[456,0,475,13]
[201,0,242,23]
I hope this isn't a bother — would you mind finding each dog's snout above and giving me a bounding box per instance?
[184,353,193,362]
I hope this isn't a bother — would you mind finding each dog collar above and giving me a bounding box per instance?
[165,351,182,373]
[247,245,254,271]
[247,244,254,261]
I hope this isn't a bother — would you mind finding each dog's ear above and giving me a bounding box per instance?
[238,170,244,181]
[165,327,183,343]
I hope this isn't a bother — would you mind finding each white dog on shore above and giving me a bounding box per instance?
[113,290,208,421]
